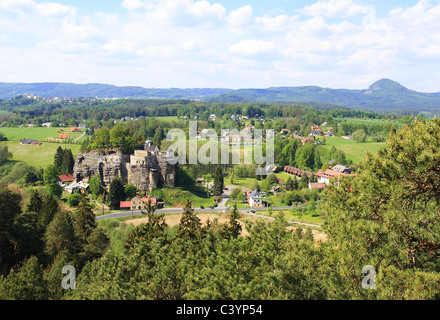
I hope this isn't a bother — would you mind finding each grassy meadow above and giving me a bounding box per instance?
[316,136,385,164]
[6,141,82,168]
[0,126,84,142]
[0,126,86,168]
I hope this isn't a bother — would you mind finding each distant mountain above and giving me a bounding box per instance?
[1,79,440,112]
[0,82,233,100]
[206,79,440,113]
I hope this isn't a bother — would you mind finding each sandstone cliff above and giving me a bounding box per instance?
[73,148,177,192]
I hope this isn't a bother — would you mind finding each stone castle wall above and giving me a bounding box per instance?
[73,149,177,191]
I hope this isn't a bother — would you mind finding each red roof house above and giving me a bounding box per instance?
[59,174,74,183]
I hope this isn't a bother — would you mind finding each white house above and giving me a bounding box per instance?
[248,190,263,208]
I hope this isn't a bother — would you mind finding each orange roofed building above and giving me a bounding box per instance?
[315,169,356,185]
[119,197,160,210]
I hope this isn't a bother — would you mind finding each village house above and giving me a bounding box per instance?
[302,136,315,145]
[315,169,355,185]
[199,128,217,139]
[20,139,39,145]
[248,190,263,208]
[59,174,74,184]
[120,197,161,210]
[283,166,314,179]
[331,164,352,174]
[64,181,89,194]
[309,182,326,192]
[59,133,70,140]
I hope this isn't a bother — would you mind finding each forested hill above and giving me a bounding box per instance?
[1,79,440,113]
[0,82,233,100]
[206,79,440,113]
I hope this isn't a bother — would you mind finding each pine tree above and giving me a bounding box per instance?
[74,194,96,242]
[107,177,126,209]
[26,189,43,214]
[222,204,242,239]
[44,211,76,260]
[0,256,49,300]
[212,166,224,196]
[39,193,59,228]
[43,164,63,198]
[176,199,201,241]
[61,149,75,175]
[54,146,64,168]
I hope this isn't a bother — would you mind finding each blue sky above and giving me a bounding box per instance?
[0,0,439,91]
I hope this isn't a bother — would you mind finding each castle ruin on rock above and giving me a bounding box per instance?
[73,140,177,192]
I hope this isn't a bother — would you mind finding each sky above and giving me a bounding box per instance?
[0,0,440,91]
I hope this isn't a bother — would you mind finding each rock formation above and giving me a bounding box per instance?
[73,141,177,191]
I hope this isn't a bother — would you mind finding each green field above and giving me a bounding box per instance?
[0,126,84,142]
[317,136,385,164]
[6,141,82,168]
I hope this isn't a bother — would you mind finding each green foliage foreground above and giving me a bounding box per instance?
[1,119,440,299]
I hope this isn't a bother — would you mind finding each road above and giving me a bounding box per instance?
[95,205,321,228]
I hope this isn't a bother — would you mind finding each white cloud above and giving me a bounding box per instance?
[101,40,136,54]
[255,14,298,31]
[122,0,226,27]
[229,39,274,56]
[1,0,440,90]
[121,0,155,11]
[0,0,74,16]
[136,45,176,58]
[299,0,369,18]
[227,5,253,27]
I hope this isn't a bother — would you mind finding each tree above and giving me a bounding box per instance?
[67,193,81,207]
[74,194,96,242]
[26,189,43,214]
[38,193,59,228]
[0,188,22,274]
[89,175,104,198]
[176,199,202,241]
[126,200,167,249]
[323,119,440,299]
[0,143,12,165]
[0,256,49,300]
[230,188,242,200]
[90,127,110,150]
[43,164,62,198]
[212,166,224,197]
[124,184,138,200]
[285,177,294,191]
[54,146,64,168]
[299,174,309,189]
[251,180,261,192]
[295,144,321,171]
[153,127,165,148]
[61,148,75,175]
[260,179,271,193]
[221,204,242,239]
[107,177,126,210]
[44,211,76,261]
[352,129,367,143]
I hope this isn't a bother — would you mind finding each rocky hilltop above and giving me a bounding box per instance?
[73,141,177,192]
